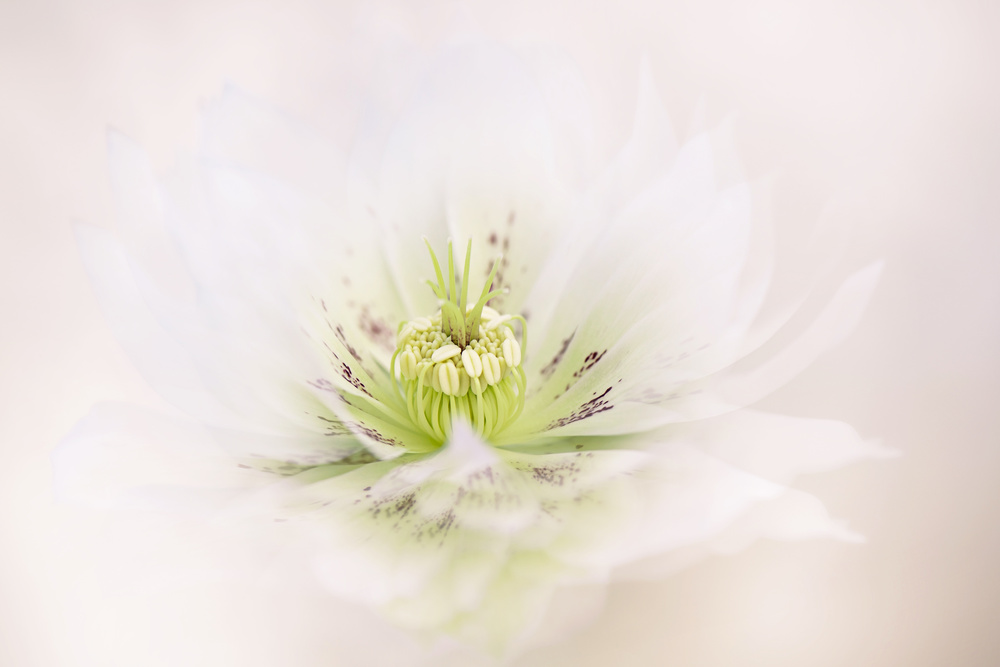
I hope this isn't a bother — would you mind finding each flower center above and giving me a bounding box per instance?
[391,240,527,443]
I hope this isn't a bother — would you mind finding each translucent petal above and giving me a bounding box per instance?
[560,439,866,578]
[199,84,350,204]
[74,222,236,426]
[98,135,351,435]
[509,148,881,438]
[511,42,596,188]
[54,403,272,511]
[522,128,731,385]
[719,261,884,404]
[512,264,881,440]
[375,41,572,318]
[508,172,756,439]
[614,485,863,581]
[520,58,680,340]
[97,132,428,456]
[106,131,199,312]
[672,409,898,485]
[255,423,865,652]
[78,218,365,444]
[272,424,650,652]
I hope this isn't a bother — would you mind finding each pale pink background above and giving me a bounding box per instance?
[2,0,998,665]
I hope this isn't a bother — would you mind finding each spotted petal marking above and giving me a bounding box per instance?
[274,423,649,651]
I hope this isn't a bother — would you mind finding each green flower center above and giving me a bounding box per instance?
[391,240,527,443]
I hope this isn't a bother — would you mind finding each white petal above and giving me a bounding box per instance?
[375,42,570,317]
[266,421,867,652]
[614,484,863,581]
[200,84,350,204]
[595,440,866,576]
[720,261,885,405]
[84,176,416,459]
[106,131,199,311]
[512,177,882,439]
[99,135,340,431]
[74,222,233,424]
[521,58,680,337]
[511,42,596,188]
[522,126,730,378]
[100,132,429,455]
[673,409,898,485]
[192,163,405,365]
[510,174,756,439]
[54,403,267,511]
[274,424,650,651]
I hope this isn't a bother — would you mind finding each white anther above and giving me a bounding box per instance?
[461,348,483,378]
[438,361,459,396]
[484,314,512,330]
[489,353,503,383]
[481,306,500,320]
[482,352,501,385]
[502,339,515,368]
[431,343,461,363]
[458,369,470,396]
[411,317,432,332]
[397,324,414,346]
[500,337,521,368]
[400,350,417,380]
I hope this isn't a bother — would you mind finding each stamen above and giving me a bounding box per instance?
[431,344,461,363]
[461,348,483,378]
[393,240,527,442]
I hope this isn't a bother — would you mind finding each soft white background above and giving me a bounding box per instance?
[2,0,998,664]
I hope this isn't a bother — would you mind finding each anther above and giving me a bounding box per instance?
[431,344,461,363]
[461,348,483,378]
[484,314,512,330]
[482,352,500,385]
[401,350,417,380]
[438,361,459,396]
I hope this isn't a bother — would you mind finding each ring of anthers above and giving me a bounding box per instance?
[390,240,527,443]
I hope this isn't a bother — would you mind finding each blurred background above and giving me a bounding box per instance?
[1,0,997,664]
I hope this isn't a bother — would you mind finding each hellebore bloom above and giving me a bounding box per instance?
[58,36,890,654]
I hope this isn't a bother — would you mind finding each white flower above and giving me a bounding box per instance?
[57,35,892,656]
